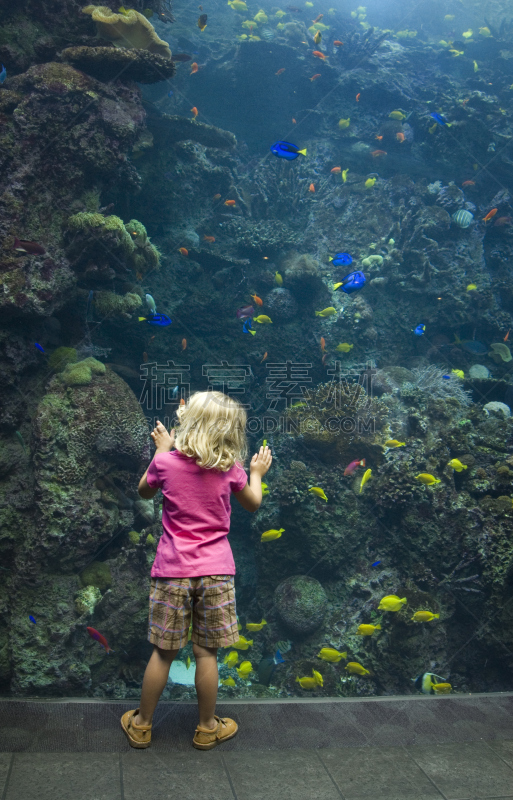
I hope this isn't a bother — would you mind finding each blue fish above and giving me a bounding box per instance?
[29,615,37,624]
[34,343,45,353]
[274,649,285,664]
[339,270,366,294]
[430,112,450,126]
[168,90,173,97]
[0,65,6,84]
[270,141,307,160]
[242,317,256,335]
[442,375,451,380]
[413,324,426,336]
[139,313,172,326]
[371,560,381,567]
[330,252,353,267]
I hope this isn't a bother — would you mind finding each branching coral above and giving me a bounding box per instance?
[400,367,473,407]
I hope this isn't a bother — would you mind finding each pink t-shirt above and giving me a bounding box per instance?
[146,449,247,577]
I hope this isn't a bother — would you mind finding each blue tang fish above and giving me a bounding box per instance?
[430,112,450,127]
[139,313,172,326]
[371,560,381,567]
[0,65,6,84]
[34,343,45,353]
[413,324,426,336]
[29,615,37,624]
[270,141,307,160]
[242,317,256,335]
[339,270,366,294]
[330,252,353,267]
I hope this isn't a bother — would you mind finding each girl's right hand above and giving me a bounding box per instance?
[250,445,272,477]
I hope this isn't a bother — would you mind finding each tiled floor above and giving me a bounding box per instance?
[1,696,513,799]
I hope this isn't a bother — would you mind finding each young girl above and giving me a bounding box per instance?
[121,391,272,750]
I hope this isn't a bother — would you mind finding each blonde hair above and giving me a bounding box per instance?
[174,391,248,471]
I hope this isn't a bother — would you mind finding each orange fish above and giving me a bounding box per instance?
[371,149,387,157]
[320,336,326,353]
[179,247,188,256]
[462,180,475,187]
[213,193,221,200]
[396,132,405,142]
[331,167,341,173]
[180,398,185,406]
[251,293,263,306]
[143,352,148,363]
[482,208,498,222]
[310,73,321,81]
[312,13,323,23]
[182,338,187,350]
[224,199,236,206]
[191,106,198,118]
[203,235,215,242]
[375,134,383,140]
[308,183,315,192]
[504,329,510,342]
[260,351,268,363]
[312,50,327,59]
[292,118,297,124]
[356,92,360,102]
[333,40,344,46]
[276,68,286,75]
[190,62,199,74]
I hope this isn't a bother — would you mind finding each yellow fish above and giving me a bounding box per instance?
[338,118,350,129]
[261,482,270,496]
[473,60,479,72]
[451,369,464,379]
[241,19,257,27]
[462,29,473,38]
[444,14,455,21]
[261,528,285,542]
[221,677,236,686]
[249,34,261,40]
[378,594,407,611]
[432,682,452,694]
[253,9,268,22]
[345,662,370,676]
[305,1,314,6]
[356,623,381,636]
[449,48,464,56]
[253,315,272,323]
[118,6,130,14]
[275,271,283,286]
[236,660,253,678]
[246,619,267,631]
[317,647,347,662]
[389,110,407,120]
[296,669,323,689]
[342,168,349,183]
[411,611,440,622]
[309,486,328,501]
[262,439,267,447]
[359,468,372,493]
[335,343,353,352]
[448,458,467,472]
[415,473,441,486]
[385,439,405,447]
[315,307,337,317]
[276,22,285,29]
[237,34,248,39]
[479,26,491,37]
[290,401,307,408]
[312,668,324,687]
[466,283,477,291]
[314,30,321,44]
[274,9,287,17]
[228,0,248,9]
[428,122,438,134]
[232,636,253,650]
[365,177,376,188]
[186,656,191,669]
[223,651,239,667]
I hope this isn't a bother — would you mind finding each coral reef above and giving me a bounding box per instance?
[60,46,176,83]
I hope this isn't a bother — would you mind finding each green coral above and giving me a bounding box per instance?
[146,533,156,546]
[61,357,106,387]
[80,561,112,590]
[48,347,77,373]
[93,291,142,318]
[74,585,102,615]
[66,212,159,275]
[128,530,140,545]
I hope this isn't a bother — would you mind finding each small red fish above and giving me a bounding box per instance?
[292,117,297,124]
[356,92,360,102]
[375,134,383,140]
[276,68,286,75]
[260,351,268,363]
[180,398,185,406]
[182,338,187,350]
[308,183,315,192]
[190,62,199,74]
[87,627,114,654]
[213,193,221,200]
[494,216,513,226]
[331,167,341,173]
[371,149,387,157]
[462,180,475,187]
[251,293,263,306]
[224,199,236,206]
[203,235,215,242]
[482,208,498,222]
[504,329,510,342]
[312,50,327,59]
[344,458,366,477]
[320,336,326,353]
[333,40,344,46]
[191,106,198,118]
[179,247,188,256]
[310,73,321,81]
[13,237,46,255]
[396,132,405,143]
[312,13,323,23]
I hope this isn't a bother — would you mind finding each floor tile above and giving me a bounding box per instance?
[406,742,513,799]
[122,750,234,800]
[0,753,12,796]
[486,739,513,766]
[4,752,121,800]
[223,750,342,800]
[320,746,443,799]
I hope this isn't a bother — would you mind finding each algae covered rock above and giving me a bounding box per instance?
[274,575,328,635]
[48,347,78,372]
[92,291,142,319]
[60,46,176,83]
[61,357,106,387]
[74,585,102,615]
[80,561,112,590]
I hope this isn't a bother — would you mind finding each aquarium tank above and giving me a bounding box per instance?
[1,0,513,702]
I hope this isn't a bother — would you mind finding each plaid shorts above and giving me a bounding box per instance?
[148,575,238,650]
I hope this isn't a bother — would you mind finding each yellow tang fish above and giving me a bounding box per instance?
[335,343,353,352]
[448,459,467,472]
[466,283,477,291]
[186,656,191,669]
[378,595,407,611]
[232,636,253,650]
[342,168,349,183]
[385,439,405,447]
[221,677,236,686]
[296,676,318,689]
[254,314,272,323]
[254,10,268,22]
[305,1,314,7]
[261,482,270,496]
[317,647,347,662]
[462,29,473,38]
[223,651,239,667]
[228,0,248,9]
[389,110,407,120]
[274,9,287,17]
[432,682,452,694]
[411,611,440,622]
[444,14,455,21]
[428,122,437,134]
[479,26,491,37]
[249,35,261,40]
[338,118,350,129]
[246,619,267,631]
[315,307,337,317]
[236,660,253,678]
[314,30,321,44]
[451,369,464,379]
[473,60,479,72]
[359,468,372,493]
[357,623,381,636]
[365,177,376,188]
[237,34,248,39]
[262,439,267,447]
[309,486,328,501]
[261,528,285,542]
[415,473,441,486]
[241,19,256,27]
[275,271,283,285]
[312,668,324,687]
[345,662,370,675]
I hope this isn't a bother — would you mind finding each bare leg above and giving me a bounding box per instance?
[135,645,178,727]
[193,642,219,729]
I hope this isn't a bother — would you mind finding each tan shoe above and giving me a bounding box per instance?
[193,715,238,750]
[121,709,152,749]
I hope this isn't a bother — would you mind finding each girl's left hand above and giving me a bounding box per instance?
[151,421,175,452]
